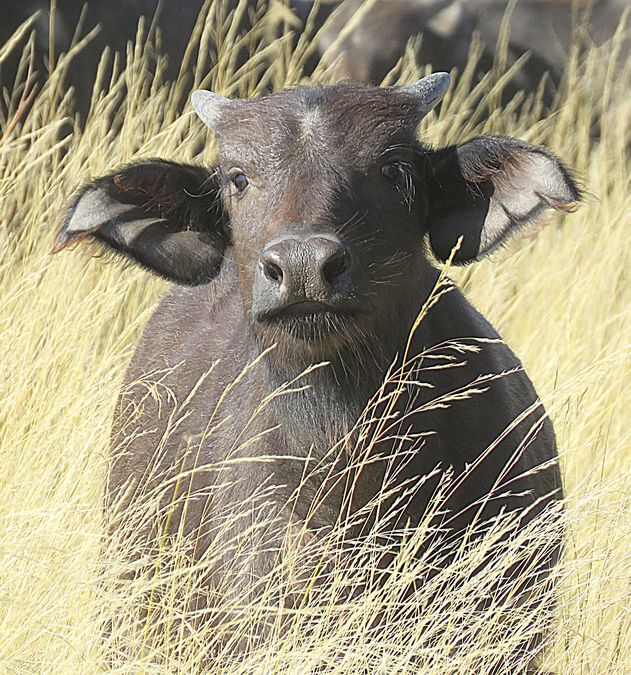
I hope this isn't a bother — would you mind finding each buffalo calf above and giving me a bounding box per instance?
[55,74,580,662]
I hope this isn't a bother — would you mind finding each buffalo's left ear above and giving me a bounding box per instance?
[424,136,581,263]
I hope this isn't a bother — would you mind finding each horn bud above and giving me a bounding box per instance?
[192,90,230,129]
[401,72,451,115]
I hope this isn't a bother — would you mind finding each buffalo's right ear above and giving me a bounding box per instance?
[53,160,227,285]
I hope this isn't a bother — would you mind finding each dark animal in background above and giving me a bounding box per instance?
[317,0,560,101]
[54,72,580,662]
[319,0,478,81]
[473,0,630,75]
[316,0,629,102]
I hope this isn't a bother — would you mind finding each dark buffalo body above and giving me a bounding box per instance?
[55,76,580,653]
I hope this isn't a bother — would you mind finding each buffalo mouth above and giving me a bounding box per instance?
[258,301,362,341]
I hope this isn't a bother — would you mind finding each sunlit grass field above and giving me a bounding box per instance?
[0,2,629,673]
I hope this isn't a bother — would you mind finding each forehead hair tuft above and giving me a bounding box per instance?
[299,106,322,144]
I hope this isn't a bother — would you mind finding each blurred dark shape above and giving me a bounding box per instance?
[318,1,479,82]
[474,0,629,73]
[318,0,629,103]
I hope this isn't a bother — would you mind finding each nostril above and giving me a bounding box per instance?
[322,249,351,285]
[263,260,284,284]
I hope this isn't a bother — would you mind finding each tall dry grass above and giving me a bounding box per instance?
[0,2,629,672]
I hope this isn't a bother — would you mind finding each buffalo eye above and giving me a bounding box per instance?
[230,171,249,193]
[381,161,403,182]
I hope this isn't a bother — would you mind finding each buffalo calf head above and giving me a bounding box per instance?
[54,74,580,354]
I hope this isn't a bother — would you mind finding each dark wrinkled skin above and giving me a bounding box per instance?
[107,86,562,607]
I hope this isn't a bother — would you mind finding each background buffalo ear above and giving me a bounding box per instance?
[424,136,581,264]
[53,160,227,285]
